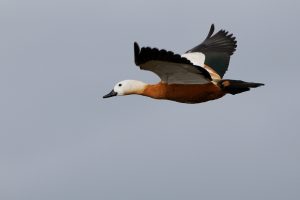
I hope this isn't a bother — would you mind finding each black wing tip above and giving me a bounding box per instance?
[206,24,215,39]
[136,44,193,66]
[134,42,140,65]
[214,28,238,55]
[134,42,140,53]
[187,24,237,55]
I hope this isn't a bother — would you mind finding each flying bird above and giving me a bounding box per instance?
[103,24,264,104]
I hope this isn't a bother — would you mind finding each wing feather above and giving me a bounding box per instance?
[134,42,212,84]
[185,24,237,78]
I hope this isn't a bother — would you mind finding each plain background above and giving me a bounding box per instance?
[1,0,299,200]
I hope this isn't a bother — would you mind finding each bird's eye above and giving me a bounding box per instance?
[118,84,122,87]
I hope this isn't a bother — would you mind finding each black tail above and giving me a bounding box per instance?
[219,79,264,95]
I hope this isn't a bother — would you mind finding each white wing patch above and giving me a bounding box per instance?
[181,52,205,67]
[182,52,221,81]
[140,61,210,84]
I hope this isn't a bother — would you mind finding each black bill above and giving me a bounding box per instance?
[103,90,117,98]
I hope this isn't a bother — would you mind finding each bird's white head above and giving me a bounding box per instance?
[103,80,147,98]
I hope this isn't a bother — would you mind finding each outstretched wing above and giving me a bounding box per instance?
[183,24,237,78]
[134,42,212,84]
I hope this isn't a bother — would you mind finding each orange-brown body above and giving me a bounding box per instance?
[141,82,226,103]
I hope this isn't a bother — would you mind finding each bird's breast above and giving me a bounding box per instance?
[142,82,225,103]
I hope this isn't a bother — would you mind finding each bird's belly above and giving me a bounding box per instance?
[165,83,225,103]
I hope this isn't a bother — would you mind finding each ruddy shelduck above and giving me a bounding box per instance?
[103,24,264,104]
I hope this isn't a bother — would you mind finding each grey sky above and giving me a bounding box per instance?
[0,0,299,200]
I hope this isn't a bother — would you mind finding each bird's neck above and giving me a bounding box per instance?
[140,82,167,99]
[125,80,148,95]
[128,81,167,99]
